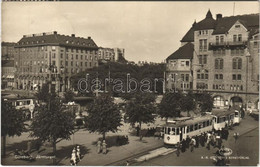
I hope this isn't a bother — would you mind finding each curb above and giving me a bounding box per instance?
[104,143,165,166]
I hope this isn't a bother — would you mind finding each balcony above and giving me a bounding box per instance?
[209,41,247,50]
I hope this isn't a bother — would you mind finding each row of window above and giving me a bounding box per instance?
[197,84,244,91]
[213,84,225,90]
[62,54,98,61]
[213,48,244,56]
[198,57,242,70]
[20,46,98,55]
[187,120,212,133]
[164,120,212,135]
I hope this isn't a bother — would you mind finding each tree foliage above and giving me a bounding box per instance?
[30,94,75,164]
[71,62,165,95]
[124,93,156,139]
[194,92,214,113]
[63,89,75,103]
[158,92,182,118]
[30,94,75,142]
[180,91,197,116]
[2,100,25,156]
[85,94,122,139]
[35,83,51,103]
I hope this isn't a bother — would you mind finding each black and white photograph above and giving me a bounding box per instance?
[1,1,259,166]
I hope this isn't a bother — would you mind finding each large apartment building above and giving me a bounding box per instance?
[1,42,16,60]
[166,10,259,110]
[14,31,99,92]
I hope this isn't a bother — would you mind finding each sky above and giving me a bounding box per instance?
[1,1,259,63]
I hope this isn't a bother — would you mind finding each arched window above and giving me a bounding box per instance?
[233,57,242,69]
[215,58,224,69]
[214,96,225,107]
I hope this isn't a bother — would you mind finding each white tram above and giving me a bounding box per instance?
[211,109,236,130]
[163,109,237,145]
[163,115,213,145]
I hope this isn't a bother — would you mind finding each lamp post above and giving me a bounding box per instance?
[245,49,250,111]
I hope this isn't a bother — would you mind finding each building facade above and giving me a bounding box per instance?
[98,47,125,62]
[192,11,259,109]
[1,60,15,89]
[1,42,16,60]
[165,42,194,92]
[14,31,99,92]
[166,10,259,110]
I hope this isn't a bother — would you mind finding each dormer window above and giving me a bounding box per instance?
[235,25,240,28]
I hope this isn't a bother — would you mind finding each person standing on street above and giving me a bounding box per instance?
[181,139,186,152]
[176,142,181,156]
[102,140,107,154]
[97,140,102,154]
[190,138,195,152]
[76,145,81,161]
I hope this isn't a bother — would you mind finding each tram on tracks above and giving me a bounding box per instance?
[163,108,238,145]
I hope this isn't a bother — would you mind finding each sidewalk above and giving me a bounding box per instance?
[2,118,166,166]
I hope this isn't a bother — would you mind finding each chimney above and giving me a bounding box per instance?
[23,35,26,38]
[33,34,35,37]
[71,34,75,37]
[216,14,222,20]
[88,37,91,39]
[54,31,57,34]
[43,33,46,36]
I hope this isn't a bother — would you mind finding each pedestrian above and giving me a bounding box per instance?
[27,140,32,154]
[190,138,195,152]
[211,133,216,147]
[186,136,191,149]
[195,136,199,148]
[176,142,180,156]
[97,140,102,154]
[206,133,211,150]
[136,125,140,136]
[181,139,186,152]
[70,149,77,166]
[102,140,107,154]
[126,160,130,166]
[76,145,81,161]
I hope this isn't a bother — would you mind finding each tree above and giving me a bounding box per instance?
[180,91,196,117]
[158,92,183,120]
[1,100,25,157]
[35,83,51,103]
[194,92,214,113]
[85,94,122,140]
[124,92,156,140]
[64,89,75,103]
[30,94,75,164]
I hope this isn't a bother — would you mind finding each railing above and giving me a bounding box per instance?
[210,41,247,47]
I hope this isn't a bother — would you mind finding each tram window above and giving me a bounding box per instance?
[164,127,166,133]
[223,117,226,121]
[187,126,190,133]
[27,100,30,105]
[207,120,209,126]
[210,120,212,125]
[167,128,171,134]
[198,124,201,129]
[194,124,198,130]
[172,128,176,135]
[203,121,206,127]
[176,128,179,135]
[235,112,238,116]
[190,125,194,131]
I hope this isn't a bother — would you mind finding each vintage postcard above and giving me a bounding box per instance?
[1,1,259,166]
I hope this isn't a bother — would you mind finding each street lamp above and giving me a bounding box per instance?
[245,49,250,111]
